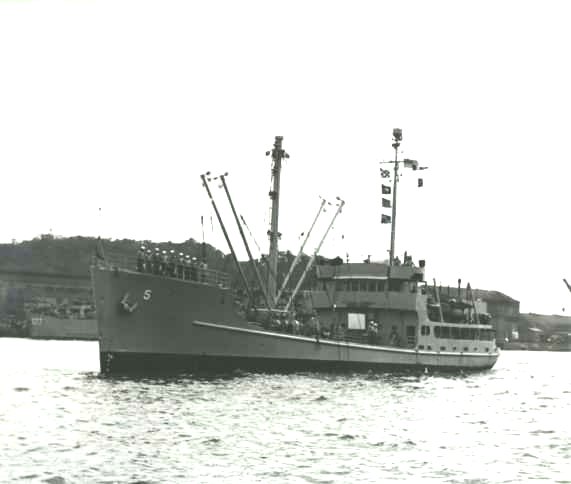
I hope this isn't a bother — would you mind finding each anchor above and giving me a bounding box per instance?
[119,292,138,314]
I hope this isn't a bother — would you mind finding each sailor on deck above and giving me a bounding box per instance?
[389,326,400,346]
[152,248,161,275]
[161,250,168,275]
[190,257,198,281]
[137,246,145,272]
[183,255,191,280]
[168,250,177,277]
[144,248,153,273]
[310,313,321,342]
[177,253,185,279]
[367,321,379,344]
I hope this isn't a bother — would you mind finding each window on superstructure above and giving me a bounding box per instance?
[351,280,359,292]
[335,280,345,292]
[367,280,376,292]
[388,279,401,292]
[409,282,417,293]
[377,280,386,291]
[440,326,450,338]
[451,327,460,339]
[481,330,493,341]
[434,326,441,338]
[360,280,368,292]
[421,325,430,336]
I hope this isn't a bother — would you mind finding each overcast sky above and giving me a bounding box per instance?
[1,0,570,315]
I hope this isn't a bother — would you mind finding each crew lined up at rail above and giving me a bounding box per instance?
[136,246,207,281]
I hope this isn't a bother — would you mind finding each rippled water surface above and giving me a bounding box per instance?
[1,339,570,483]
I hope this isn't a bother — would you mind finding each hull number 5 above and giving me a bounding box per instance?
[143,289,152,301]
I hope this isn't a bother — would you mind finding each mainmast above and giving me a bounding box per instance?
[384,128,424,265]
[266,136,289,303]
[388,128,402,266]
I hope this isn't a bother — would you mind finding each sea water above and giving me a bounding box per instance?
[1,338,570,483]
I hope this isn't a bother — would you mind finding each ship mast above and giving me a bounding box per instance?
[384,129,424,266]
[388,128,402,266]
[266,136,289,303]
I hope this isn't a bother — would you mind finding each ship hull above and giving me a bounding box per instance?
[92,266,499,374]
[99,350,496,374]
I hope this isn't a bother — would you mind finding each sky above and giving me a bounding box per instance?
[1,0,570,315]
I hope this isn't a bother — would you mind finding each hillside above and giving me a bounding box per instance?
[0,235,320,293]
[0,235,228,277]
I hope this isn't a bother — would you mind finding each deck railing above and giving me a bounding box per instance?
[94,250,230,288]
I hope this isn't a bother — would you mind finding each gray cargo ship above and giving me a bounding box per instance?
[91,132,499,374]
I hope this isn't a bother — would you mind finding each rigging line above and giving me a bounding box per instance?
[201,216,205,243]
[240,215,262,255]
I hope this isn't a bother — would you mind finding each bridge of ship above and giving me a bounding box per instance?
[297,262,424,346]
[309,262,425,310]
[299,262,496,354]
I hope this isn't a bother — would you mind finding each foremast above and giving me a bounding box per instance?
[266,136,289,303]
